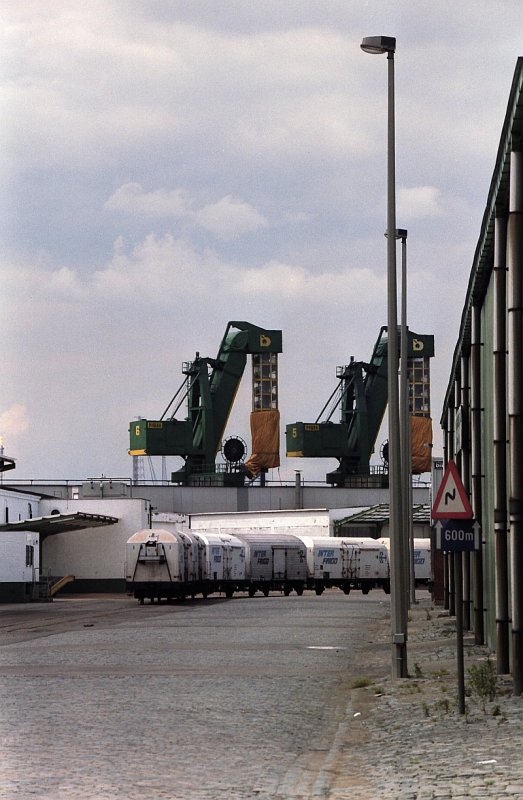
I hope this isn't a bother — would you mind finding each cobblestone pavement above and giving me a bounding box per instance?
[325,598,523,799]
[1,592,522,799]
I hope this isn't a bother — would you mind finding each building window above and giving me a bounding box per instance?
[25,545,34,567]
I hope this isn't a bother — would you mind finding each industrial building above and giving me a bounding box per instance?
[0,475,432,600]
[1,319,436,598]
[440,57,523,693]
[0,479,150,599]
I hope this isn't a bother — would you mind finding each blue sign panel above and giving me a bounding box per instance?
[434,519,481,552]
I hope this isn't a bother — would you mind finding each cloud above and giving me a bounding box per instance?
[397,186,445,219]
[104,183,187,218]
[105,184,268,240]
[196,195,268,238]
[90,232,383,308]
[4,0,523,480]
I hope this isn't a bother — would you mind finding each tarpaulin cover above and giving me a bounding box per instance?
[411,415,432,474]
[244,409,280,478]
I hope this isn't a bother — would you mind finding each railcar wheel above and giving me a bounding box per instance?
[295,586,304,596]
[283,586,291,596]
[262,586,270,597]
[315,586,324,596]
[248,586,256,597]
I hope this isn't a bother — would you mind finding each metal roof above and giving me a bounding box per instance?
[335,504,431,526]
[0,512,118,538]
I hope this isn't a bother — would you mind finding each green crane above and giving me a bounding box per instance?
[129,321,282,486]
[286,327,434,486]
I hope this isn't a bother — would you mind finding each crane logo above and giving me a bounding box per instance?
[412,338,424,351]
[260,334,271,347]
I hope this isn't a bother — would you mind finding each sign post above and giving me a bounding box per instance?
[432,461,478,715]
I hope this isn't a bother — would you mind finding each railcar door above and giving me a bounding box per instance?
[273,546,287,579]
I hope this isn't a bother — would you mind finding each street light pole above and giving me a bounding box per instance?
[361,35,408,678]
[397,229,415,606]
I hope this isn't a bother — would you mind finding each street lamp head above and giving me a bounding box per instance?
[384,229,408,241]
[360,36,396,55]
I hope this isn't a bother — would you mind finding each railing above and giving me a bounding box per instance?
[6,472,431,489]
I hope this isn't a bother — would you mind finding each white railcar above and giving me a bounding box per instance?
[293,535,357,594]
[238,532,307,596]
[126,528,187,603]
[355,539,390,593]
[126,529,392,602]
[190,531,246,598]
[378,538,432,586]
[126,528,248,602]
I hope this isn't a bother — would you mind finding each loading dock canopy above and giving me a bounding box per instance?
[0,512,119,538]
[0,454,16,473]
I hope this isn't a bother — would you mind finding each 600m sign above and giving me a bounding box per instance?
[434,519,481,552]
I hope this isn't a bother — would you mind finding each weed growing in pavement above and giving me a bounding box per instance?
[425,608,432,621]
[434,697,452,714]
[467,659,498,713]
[422,703,430,718]
[351,676,373,689]
[413,662,423,678]
[404,682,421,694]
[431,668,449,679]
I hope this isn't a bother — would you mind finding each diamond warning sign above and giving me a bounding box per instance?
[431,460,473,520]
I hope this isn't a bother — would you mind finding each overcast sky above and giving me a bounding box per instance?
[1,1,521,483]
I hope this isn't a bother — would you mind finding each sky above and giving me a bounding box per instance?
[1,1,522,484]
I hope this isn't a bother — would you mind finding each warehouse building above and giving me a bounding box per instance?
[441,57,523,693]
[0,481,150,599]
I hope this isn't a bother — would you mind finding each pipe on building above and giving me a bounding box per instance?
[448,386,460,618]
[508,149,523,695]
[460,352,472,631]
[493,214,509,671]
[294,470,303,510]
[470,304,484,645]
[443,406,455,611]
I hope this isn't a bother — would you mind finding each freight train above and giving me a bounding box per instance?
[125,529,394,603]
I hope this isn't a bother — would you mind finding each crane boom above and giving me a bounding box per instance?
[129,322,282,485]
[285,327,434,486]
